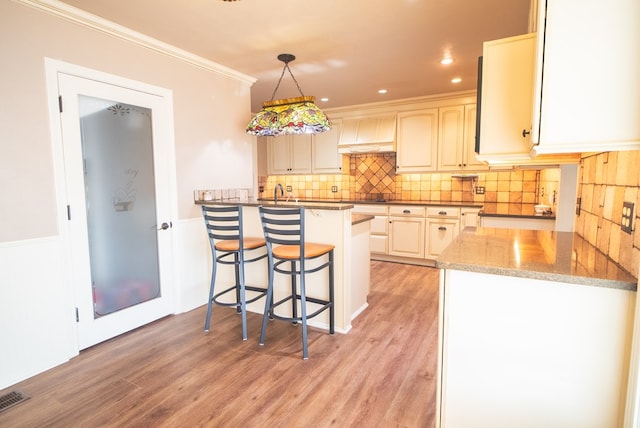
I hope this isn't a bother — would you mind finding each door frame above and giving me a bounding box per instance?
[45,58,179,356]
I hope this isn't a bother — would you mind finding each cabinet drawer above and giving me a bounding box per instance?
[388,205,426,217]
[353,204,389,216]
[370,216,388,235]
[426,207,460,218]
[370,235,388,254]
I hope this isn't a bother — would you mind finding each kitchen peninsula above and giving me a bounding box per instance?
[435,227,637,428]
[196,199,370,333]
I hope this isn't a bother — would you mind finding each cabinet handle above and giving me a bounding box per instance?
[438,211,447,215]
[522,129,531,138]
[438,226,447,231]
[403,209,411,214]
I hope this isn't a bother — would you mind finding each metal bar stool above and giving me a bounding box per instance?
[202,205,268,340]
[258,206,335,359]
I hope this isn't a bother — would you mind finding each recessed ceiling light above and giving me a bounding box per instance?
[451,77,462,84]
[320,97,329,102]
[441,58,454,65]
[378,89,388,94]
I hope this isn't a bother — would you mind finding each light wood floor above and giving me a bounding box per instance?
[1,261,440,427]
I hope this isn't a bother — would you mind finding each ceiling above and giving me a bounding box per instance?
[58,0,532,112]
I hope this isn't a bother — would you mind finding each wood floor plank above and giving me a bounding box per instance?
[0,261,439,427]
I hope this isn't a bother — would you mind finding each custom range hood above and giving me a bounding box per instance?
[337,115,396,153]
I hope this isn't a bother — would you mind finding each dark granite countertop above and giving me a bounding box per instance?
[257,198,482,208]
[196,199,354,210]
[435,227,637,291]
[352,214,375,225]
[479,202,555,220]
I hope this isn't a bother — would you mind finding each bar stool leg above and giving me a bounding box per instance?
[300,259,309,360]
[290,260,298,324]
[238,252,248,341]
[204,254,218,333]
[259,254,275,346]
[329,250,335,334]
[234,253,241,314]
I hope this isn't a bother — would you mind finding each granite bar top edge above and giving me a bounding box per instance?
[435,259,637,292]
[435,227,637,292]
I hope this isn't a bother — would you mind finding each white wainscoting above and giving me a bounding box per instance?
[0,236,75,390]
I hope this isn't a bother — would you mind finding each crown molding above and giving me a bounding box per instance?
[12,0,257,85]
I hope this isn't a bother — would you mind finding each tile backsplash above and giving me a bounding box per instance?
[258,153,550,205]
[258,150,640,278]
[575,151,640,278]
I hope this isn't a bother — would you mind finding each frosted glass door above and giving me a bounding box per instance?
[79,96,160,318]
[57,70,174,350]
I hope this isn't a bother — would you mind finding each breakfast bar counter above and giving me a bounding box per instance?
[195,200,369,333]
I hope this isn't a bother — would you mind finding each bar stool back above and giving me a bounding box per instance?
[258,206,335,359]
[202,205,267,340]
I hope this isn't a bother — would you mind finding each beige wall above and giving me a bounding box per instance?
[0,0,256,388]
[0,0,255,243]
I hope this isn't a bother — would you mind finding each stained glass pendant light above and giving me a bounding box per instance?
[246,54,331,137]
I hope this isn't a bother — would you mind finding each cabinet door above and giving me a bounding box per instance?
[476,34,536,161]
[531,0,640,154]
[396,109,438,172]
[267,135,312,174]
[268,136,292,174]
[289,134,312,174]
[460,208,480,229]
[312,120,342,173]
[389,217,425,259]
[426,219,459,259]
[437,106,465,171]
[463,105,488,170]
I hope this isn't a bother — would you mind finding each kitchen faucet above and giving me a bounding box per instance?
[274,183,284,203]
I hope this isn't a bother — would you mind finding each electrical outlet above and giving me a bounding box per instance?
[475,186,485,195]
[331,186,338,193]
[259,186,264,193]
[622,201,634,234]
[575,197,581,216]
[286,185,292,192]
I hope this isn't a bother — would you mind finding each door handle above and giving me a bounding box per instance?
[159,222,172,230]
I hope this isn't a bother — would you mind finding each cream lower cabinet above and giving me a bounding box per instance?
[388,206,426,259]
[352,205,389,255]
[460,208,480,229]
[425,207,460,259]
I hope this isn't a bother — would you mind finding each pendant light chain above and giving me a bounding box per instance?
[269,63,306,102]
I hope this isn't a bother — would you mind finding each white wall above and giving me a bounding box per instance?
[0,0,256,389]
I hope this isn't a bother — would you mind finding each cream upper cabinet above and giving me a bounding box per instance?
[475,33,578,166]
[462,105,487,171]
[267,134,312,175]
[475,33,536,164]
[438,104,487,171]
[312,120,343,174]
[530,0,640,155]
[396,109,438,173]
